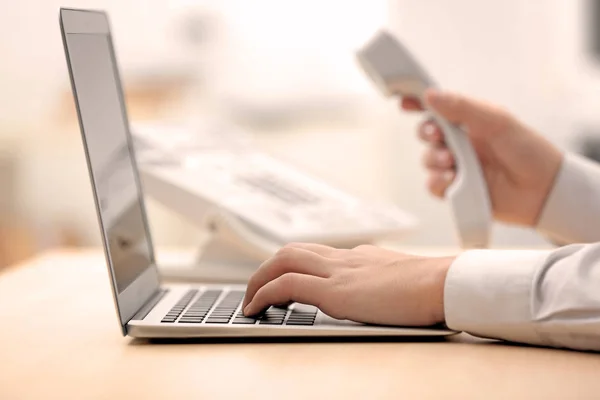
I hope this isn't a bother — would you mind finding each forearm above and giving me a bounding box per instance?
[537,153,600,244]
[444,243,600,351]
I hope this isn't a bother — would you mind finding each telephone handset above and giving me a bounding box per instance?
[133,123,418,279]
[356,30,492,249]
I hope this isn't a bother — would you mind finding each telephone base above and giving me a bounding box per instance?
[153,208,408,282]
[153,248,256,283]
[155,209,280,282]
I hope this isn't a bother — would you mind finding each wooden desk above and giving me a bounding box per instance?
[1,250,600,399]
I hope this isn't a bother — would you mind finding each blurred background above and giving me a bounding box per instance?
[1,0,600,268]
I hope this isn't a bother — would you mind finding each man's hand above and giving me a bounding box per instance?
[242,243,454,327]
[402,90,563,227]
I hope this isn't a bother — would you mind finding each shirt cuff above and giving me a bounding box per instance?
[444,249,550,344]
[537,153,600,244]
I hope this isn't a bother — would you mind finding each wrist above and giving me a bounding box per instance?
[530,149,564,226]
[429,256,454,324]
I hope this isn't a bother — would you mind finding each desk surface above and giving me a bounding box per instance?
[1,249,600,400]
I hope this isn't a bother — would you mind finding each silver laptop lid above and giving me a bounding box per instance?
[60,8,160,334]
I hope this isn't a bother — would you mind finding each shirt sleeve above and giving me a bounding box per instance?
[445,243,600,351]
[537,153,600,244]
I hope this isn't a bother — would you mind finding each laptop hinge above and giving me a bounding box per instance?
[130,288,169,321]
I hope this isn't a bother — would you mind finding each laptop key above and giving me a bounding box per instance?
[259,317,284,324]
[286,321,315,326]
[205,318,231,324]
[233,318,257,324]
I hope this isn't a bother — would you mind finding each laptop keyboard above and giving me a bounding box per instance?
[160,289,317,326]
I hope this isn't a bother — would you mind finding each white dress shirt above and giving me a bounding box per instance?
[445,153,600,351]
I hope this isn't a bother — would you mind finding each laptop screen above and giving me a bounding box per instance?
[61,9,160,329]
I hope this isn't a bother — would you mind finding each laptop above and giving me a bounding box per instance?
[59,7,455,339]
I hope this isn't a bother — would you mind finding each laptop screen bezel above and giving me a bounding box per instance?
[60,8,161,335]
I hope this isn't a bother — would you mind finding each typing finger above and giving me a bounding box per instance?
[427,170,455,198]
[418,120,445,144]
[243,273,328,316]
[243,247,334,309]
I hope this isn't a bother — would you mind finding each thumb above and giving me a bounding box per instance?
[424,89,503,128]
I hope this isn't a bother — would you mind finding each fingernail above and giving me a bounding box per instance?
[423,123,436,138]
[243,304,252,316]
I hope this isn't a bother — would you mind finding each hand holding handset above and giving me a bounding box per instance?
[356,30,492,248]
